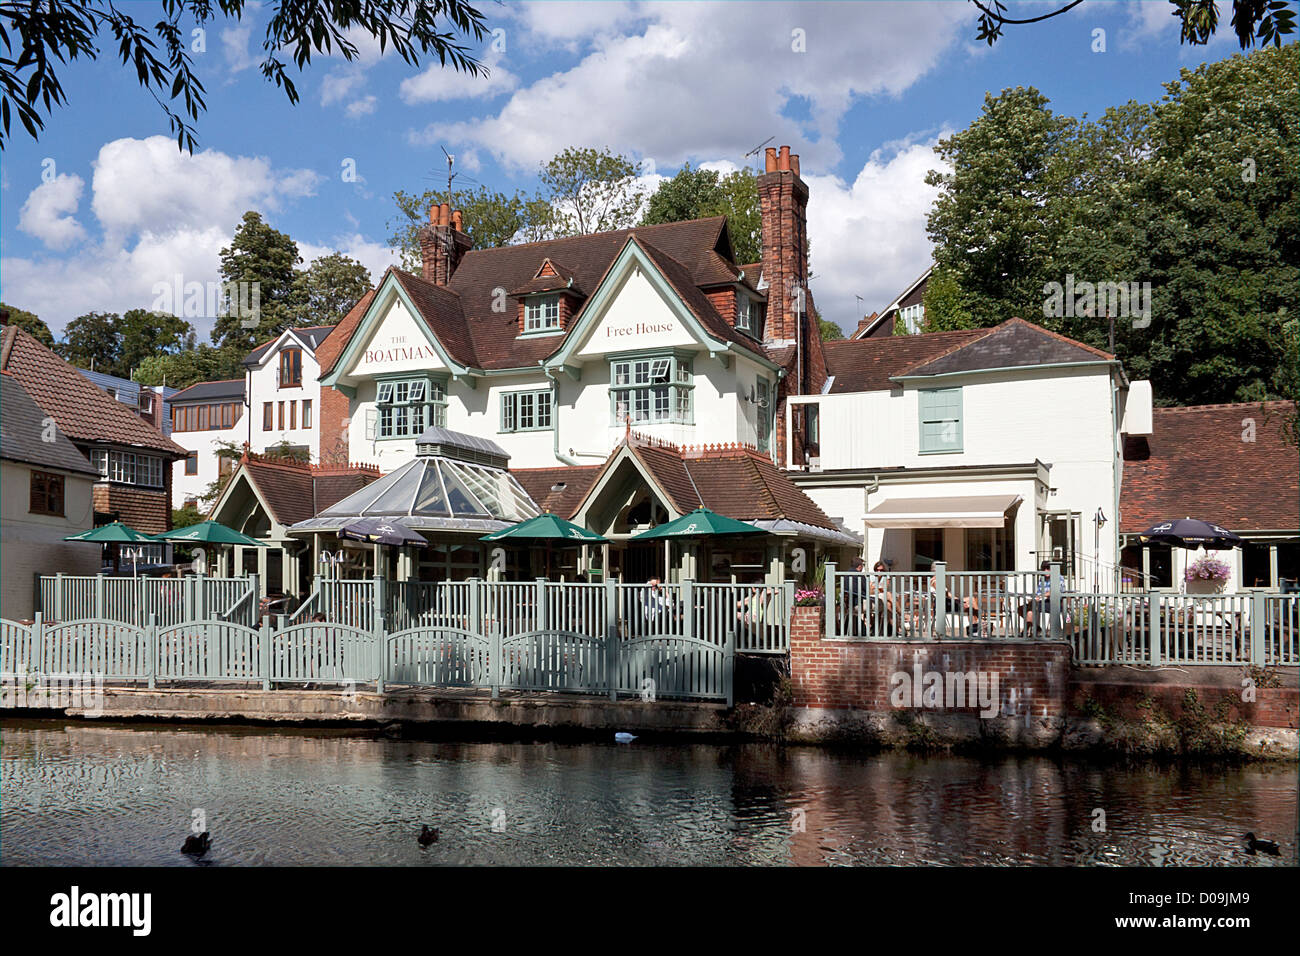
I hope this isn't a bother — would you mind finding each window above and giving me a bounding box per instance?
[501,389,553,432]
[302,399,312,429]
[756,379,771,452]
[610,354,693,425]
[263,402,273,431]
[173,402,241,432]
[376,376,447,439]
[918,387,962,454]
[139,392,154,415]
[736,292,752,332]
[1146,544,1173,589]
[966,527,1014,572]
[219,455,236,477]
[184,452,198,475]
[280,348,302,387]
[289,401,297,430]
[524,295,560,332]
[89,450,164,488]
[914,528,944,569]
[1243,542,1272,589]
[29,471,65,516]
[899,303,925,334]
[222,403,237,429]
[277,401,285,430]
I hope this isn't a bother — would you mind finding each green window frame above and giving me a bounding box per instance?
[500,389,553,432]
[609,353,693,425]
[525,295,560,333]
[375,375,447,439]
[918,387,962,454]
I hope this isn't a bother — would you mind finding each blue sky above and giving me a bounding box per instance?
[0,0,1287,338]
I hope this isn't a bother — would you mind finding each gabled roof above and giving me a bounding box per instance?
[0,373,100,476]
[511,466,602,516]
[0,324,186,456]
[852,265,933,339]
[1120,402,1298,533]
[218,453,383,528]
[322,217,769,377]
[170,378,245,403]
[243,325,336,366]
[822,318,1115,394]
[314,289,376,374]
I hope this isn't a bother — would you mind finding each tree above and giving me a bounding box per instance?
[56,311,122,374]
[817,317,844,341]
[0,302,55,347]
[920,266,978,332]
[135,343,245,389]
[925,87,1078,325]
[214,211,302,353]
[119,308,193,377]
[641,164,762,263]
[970,0,1294,49]
[294,253,373,326]
[0,1,488,152]
[388,185,553,269]
[540,147,646,237]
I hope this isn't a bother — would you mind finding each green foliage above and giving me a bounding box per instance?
[0,303,55,347]
[134,343,245,389]
[641,163,762,263]
[925,45,1299,409]
[214,211,303,353]
[919,266,977,332]
[0,1,488,152]
[55,311,122,374]
[119,308,192,376]
[541,146,646,237]
[293,252,373,326]
[817,317,845,341]
[171,503,205,530]
[388,185,554,269]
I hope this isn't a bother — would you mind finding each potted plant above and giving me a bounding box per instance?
[794,587,825,607]
[1184,554,1232,594]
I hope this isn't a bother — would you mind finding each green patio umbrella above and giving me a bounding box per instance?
[63,521,154,543]
[633,507,764,540]
[152,520,268,547]
[481,513,607,544]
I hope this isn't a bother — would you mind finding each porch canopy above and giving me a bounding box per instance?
[862,494,1022,529]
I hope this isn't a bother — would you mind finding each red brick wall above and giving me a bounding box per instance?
[789,605,1071,718]
[706,288,735,327]
[758,168,809,344]
[92,483,172,535]
[318,385,351,466]
[1070,681,1298,730]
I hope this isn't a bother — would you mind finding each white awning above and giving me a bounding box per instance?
[863,494,1022,529]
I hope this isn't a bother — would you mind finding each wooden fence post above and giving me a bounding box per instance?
[605,578,618,701]
[1250,591,1267,666]
[147,613,157,690]
[260,616,272,691]
[783,579,796,652]
[95,574,105,620]
[488,581,501,699]
[54,573,63,623]
[32,612,44,679]
[373,587,386,695]
[934,561,947,639]
[680,579,694,645]
[824,562,837,640]
[535,578,548,633]
[1149,594,1162,666]
[1049,561,1062,642]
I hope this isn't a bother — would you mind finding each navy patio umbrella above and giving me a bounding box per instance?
[338,517,429,548]
[1138,518,1244,550]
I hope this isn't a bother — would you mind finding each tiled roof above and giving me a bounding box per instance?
[1120,402,1299,533]
[314,289,375,375]
[0,373,100,475]
[901,317,1113,377]
[170,379,245,403]
[822,329,986,393]
[323,217,765,376]
[244,325,337,365]
[234,453,382,527]
[511,466,602,517]
[0,324,186,456]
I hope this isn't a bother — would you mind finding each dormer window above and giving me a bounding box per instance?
[735,292,763,337]
[525,295,561,332]
[279,347,303,388]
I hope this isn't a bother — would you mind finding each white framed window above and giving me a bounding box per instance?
[501,389,553,432]
[376,376,446,439]
[900,303,925,334]
[89,449,165,488]
[610,354,693,425]
[525,295,561,332]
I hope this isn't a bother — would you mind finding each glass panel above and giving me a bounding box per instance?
[1242,543,1272,588]
[413,461,450,515]
[438,463,490,516]
[408,381,426,403]
[537,392,552,428]
[363,459,425,514]
[377,382,394,404]
[318,461,414,516]
[451,462,504,517]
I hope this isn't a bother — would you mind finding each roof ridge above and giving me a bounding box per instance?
[1156,400,1296,413]
[1001,316,1115,360]
[457,216,730,256]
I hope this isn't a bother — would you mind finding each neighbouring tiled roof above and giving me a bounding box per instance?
[901,317,1113,377]
[0,373,100,475]
[822,329,987,393]
[0,324,186,456]
[511,466,602,517]
[1120,402,1299,533]
[323,217,765,376]
[170,379,246,403]
[233,453,382,526]
[244,325,337,365]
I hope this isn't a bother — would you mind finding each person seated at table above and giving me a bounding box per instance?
[865,560,901,633]
[923,573,983,637]
[641,577,673,624]
[840,557,871,635]
[1019,561,1053,632]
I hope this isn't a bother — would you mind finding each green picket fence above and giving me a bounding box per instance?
[37,574,260,628]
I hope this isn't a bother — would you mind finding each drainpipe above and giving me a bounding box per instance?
[541,363,581,466]
[862,475,879,561]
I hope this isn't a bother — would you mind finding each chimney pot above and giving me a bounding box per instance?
[451,209,463,231]
[764,147,777,172]
[778,145,791,171]
[790,153,800,177]
[428,203,439,224]
[438,203,451,226]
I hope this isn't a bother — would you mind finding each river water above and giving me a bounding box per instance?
[1,720,1294,866]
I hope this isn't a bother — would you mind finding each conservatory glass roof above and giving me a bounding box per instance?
[287,427,540,535]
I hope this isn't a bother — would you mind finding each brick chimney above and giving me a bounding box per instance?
[758,145,809,345]
[418,202,473,285]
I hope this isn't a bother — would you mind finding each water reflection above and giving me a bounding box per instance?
[1,721,1293,867]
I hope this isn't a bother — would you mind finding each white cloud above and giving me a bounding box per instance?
[804,134,949,333]
[0,137,371,338]
[297,234,401,285]
[417,1,973,172]
[321,67,368,106]
[220,23,258,73]
[400,50,519,103]
[18,173,87,249]
[345,95,379,119]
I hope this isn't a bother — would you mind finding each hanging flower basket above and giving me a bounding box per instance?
[1184,555,1231,593]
